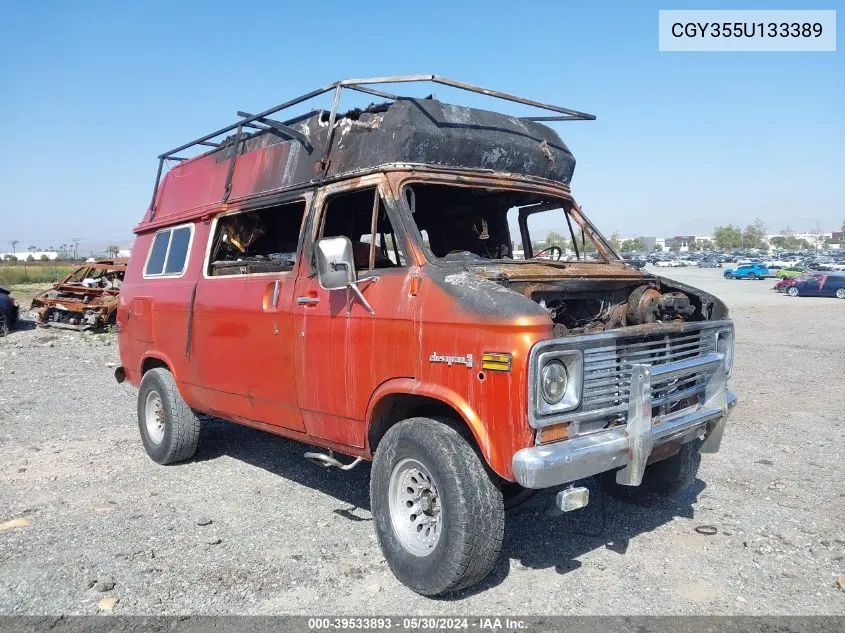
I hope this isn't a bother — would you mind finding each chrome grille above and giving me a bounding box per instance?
[581,330,714,417]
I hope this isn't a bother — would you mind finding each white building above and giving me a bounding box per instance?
[0,251,58,261]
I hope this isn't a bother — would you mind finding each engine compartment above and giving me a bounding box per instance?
[506,276,721,336]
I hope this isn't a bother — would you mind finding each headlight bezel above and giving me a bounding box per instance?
[533,349,583,418]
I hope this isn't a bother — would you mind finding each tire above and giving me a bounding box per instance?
[370,418,505,596]
[788,286,800,297]
[137,367,200,464]
[836,288,845,300]
[724,272,733,279]
[599,439,702,505]
[747,272,757,280]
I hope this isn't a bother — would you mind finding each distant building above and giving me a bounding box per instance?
[0,251,58,261]
[664,236,696,251]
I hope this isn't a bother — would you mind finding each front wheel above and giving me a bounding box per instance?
[599,439,702,505]
[788,286,800,297]
[370,418,504,596]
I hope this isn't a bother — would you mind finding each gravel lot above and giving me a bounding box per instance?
[1,268,843,615]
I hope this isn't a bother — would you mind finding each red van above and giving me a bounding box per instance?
[116,76,737,595]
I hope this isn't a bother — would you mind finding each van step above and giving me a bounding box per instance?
[304,450,363,471]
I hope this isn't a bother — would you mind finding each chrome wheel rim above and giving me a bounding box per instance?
[837,289,845,299]
[144,390,165,444]
[388,458,442,556]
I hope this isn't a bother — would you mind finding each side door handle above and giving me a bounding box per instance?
[296,296,320,306]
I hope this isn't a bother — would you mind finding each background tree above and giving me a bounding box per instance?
[741,218,768,249]
[620,237,646,252]
[713,225,744,250]
[26,254,35,262]
[39,254,49,262]
[608,232,622,252]
[10,240,18,256]
[106,244,120,258]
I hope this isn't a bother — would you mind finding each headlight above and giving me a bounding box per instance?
[716,329,734,377]
[541,360,568,404]
[532,349,583,418]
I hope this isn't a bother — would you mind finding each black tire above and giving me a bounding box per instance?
[137,367,200,464]
[370,418,505,596]
[598,439,702,504]
[724,272,733,279]
[501,482,538,511]
[747,272,757,280]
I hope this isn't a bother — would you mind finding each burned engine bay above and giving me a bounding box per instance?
[503,274,725,336]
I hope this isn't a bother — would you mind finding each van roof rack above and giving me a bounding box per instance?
[149,75,595,218]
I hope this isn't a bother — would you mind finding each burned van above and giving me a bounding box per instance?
[116,76,737,596]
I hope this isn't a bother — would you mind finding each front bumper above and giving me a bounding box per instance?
[512,353,737,489]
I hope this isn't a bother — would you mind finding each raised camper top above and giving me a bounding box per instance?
[142,75,595,230]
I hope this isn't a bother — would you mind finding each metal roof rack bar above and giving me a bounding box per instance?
[148,76,595,220]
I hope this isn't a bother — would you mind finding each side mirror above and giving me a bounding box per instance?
[315,236,356,290]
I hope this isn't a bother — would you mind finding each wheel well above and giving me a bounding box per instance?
[142,357,170,375]
[368,394,477,455]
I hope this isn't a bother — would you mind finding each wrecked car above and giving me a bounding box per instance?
[0,286,19,333]
[30,259,126,330]
[116,76,737,596]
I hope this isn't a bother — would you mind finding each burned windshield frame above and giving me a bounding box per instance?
[398,181,619,265]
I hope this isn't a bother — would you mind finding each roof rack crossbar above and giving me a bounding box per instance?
[236,111,314,152]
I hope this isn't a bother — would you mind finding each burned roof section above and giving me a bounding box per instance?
[144,76,594,226]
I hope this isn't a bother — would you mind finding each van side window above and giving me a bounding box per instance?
[208,200,305,276]
[144,225,193,277]
[320,188,407,272]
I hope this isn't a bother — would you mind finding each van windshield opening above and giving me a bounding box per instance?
[402,183,617,264]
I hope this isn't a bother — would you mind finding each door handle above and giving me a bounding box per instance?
[271,280,281,308]
[297,296,320,306]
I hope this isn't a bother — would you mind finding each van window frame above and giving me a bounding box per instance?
[201,195,309,281]
[312,182,411,276]
[142,223,195,279]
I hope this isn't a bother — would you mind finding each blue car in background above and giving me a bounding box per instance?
[787,273,845,299]
[0,286,19,333]
[723,263,769,280]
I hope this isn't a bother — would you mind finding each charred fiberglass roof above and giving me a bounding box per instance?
[146,76,594,224]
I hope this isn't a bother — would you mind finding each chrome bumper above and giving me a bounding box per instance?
[512,353,737,489]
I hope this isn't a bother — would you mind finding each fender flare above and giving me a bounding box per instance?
[364,377,492,463]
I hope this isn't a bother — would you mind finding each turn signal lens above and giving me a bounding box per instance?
[538,423,569,444]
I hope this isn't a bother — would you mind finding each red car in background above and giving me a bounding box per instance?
[774,276,801,293]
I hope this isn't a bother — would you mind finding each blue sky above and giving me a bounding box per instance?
[0,1,842,250]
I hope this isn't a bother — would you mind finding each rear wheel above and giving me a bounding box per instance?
[836,288,845,299]
[137,368,200,464]
[370,418,504,596]
[724,271,733,279]
[599,440,702,505]
[747,272,757,280]
[788,286,800,297]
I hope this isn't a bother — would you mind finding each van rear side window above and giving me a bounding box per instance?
[207,200,305,276]
[144,225,193,277]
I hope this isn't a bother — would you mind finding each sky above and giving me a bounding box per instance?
[0,0,842,252]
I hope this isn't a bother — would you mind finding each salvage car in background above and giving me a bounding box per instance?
[786,272,845,298]
[30,259,126,330]
[116,76,737,596]
[723,263,769,279]
[0,286,19,334]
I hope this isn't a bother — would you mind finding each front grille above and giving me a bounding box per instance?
[580,330,714,420]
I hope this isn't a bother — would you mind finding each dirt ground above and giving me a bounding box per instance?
[1,268,843,615]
